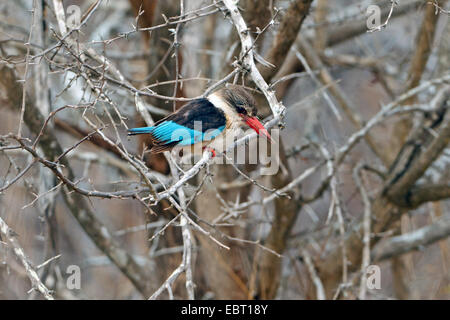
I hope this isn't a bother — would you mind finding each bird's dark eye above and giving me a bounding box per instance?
[236,105,246,114]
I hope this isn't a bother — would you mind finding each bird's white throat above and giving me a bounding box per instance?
[207,92,242,130]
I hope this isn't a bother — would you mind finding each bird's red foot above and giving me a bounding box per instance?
[202,146,216,158]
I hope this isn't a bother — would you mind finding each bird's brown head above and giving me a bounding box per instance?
[215,85,271,141]
[217,85,257,117]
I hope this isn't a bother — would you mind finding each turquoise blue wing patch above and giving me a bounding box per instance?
[151,121,225,146]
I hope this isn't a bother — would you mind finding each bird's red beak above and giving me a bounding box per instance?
[242,115,272,142]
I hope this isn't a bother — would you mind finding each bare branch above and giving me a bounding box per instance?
[221,0,286,119]
[372,217,450,261]
[0,215,53,300]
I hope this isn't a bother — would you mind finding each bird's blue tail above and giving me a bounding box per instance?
[127,127,154,135]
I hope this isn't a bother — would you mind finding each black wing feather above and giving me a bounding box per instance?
[155,98,226,132]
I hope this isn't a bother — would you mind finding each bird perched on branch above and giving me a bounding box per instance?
[128,85,271,157]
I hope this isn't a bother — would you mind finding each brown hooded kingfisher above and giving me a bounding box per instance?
[127,85,271,157]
